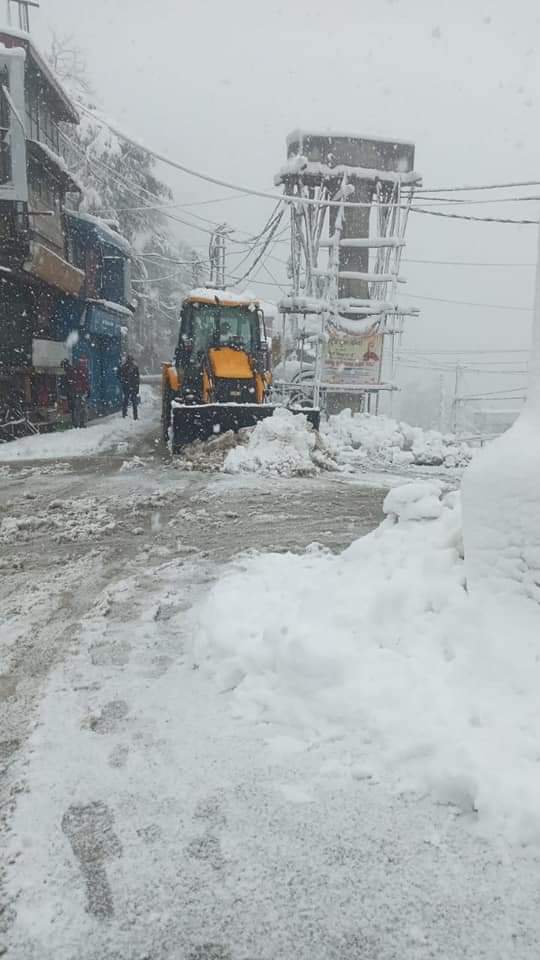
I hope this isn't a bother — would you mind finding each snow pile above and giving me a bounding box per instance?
[223,408,337,478]
[190,482,540,841]
[178,428,251,472]
[383,480,445,522]
[325,410,473,470]
[0,497,118,545]
[463,408,540,605]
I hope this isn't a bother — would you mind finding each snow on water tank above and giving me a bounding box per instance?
[284,130,415,173]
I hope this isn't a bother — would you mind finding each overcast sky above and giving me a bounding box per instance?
[26,0,540,369]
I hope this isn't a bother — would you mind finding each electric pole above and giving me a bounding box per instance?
[452,363,462,434]
[208,224,232,290]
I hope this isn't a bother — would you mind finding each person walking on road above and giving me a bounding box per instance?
[118,355,140,420]
[62,359,90,428]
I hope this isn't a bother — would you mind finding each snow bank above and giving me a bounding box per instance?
[190,483,540,842]
[462,223,540,605]
[462,408,540,604]
[223,408,337,478]
[325,410,473,470]
[0,386,156,463]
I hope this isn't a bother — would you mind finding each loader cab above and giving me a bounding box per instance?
[176,296,266,368]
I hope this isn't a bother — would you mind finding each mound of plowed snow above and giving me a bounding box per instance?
[222,408,338,478]
[189,481,540,842]
[325,410,473,470]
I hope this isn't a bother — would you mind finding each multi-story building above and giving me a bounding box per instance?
[0,21,133,432]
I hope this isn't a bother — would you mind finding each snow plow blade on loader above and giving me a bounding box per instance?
[170,402,320,452]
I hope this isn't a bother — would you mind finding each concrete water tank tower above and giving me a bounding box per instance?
[274,129,420,411]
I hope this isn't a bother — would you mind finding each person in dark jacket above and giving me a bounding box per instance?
[118,355,140,420]
[62,359,90,428]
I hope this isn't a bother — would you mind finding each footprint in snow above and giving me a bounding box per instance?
[61,801,122,920]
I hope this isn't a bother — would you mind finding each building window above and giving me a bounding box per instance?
[0,67,12,185]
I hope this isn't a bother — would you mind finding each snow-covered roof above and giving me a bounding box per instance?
[186,288,261,308]
[0,40,24,59]
[286,128,415,149]
[66,209,132,257]
[27,139,82,193]
[87,298,134,319]
[0,28,79,124]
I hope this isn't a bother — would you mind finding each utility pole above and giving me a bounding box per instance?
[191,253,204,289]
[208,224,231,290]
[452,362,462,434]
[438,373,445,432]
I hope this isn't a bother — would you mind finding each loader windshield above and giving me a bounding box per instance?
[185,303,260,356]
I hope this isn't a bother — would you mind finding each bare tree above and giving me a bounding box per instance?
[47,34,92,98]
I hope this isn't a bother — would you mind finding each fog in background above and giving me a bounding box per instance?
[27,0,540,423]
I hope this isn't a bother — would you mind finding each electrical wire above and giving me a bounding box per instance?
[402,258,535,268]
[75,104,426,212]
[457,388,526,398]
[409,206,537,225]
[416,180,540,194]
[228,209,286,287]
[402,292,532,311]
[398,348,529,354]
[227,275,287,289]
[112,192,251,212]
[413,194,540,206]
[58,124,221,238]
[260,260,288,295]
[139,252,211,266]
[132,272,185,284]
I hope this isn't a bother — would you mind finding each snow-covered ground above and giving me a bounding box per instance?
[3,400,540,957]
[3,458,540,959]
[0,386,156,463]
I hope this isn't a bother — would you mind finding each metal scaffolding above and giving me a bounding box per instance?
[275,131,421,413]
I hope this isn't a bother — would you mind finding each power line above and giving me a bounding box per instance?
[397,361,527,375]
[457,389,526,399]
[416,180,540,194]
[228,209,286,287]
[410,206,537,225]
[140,252,210,266]
[58,124,221,238]
[132,271,185,284]
[74,107,540,228]
[418,194,540,206]
[403,257,535,268]
[403,292,532,311]
[399,348,529,354]
[227,275,287,289]
[76,104,424,212]
[260,260,288,295]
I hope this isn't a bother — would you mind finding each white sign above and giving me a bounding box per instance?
[32,338,69,370]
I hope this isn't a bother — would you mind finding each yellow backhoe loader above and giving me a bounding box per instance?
[162,290,319,452]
